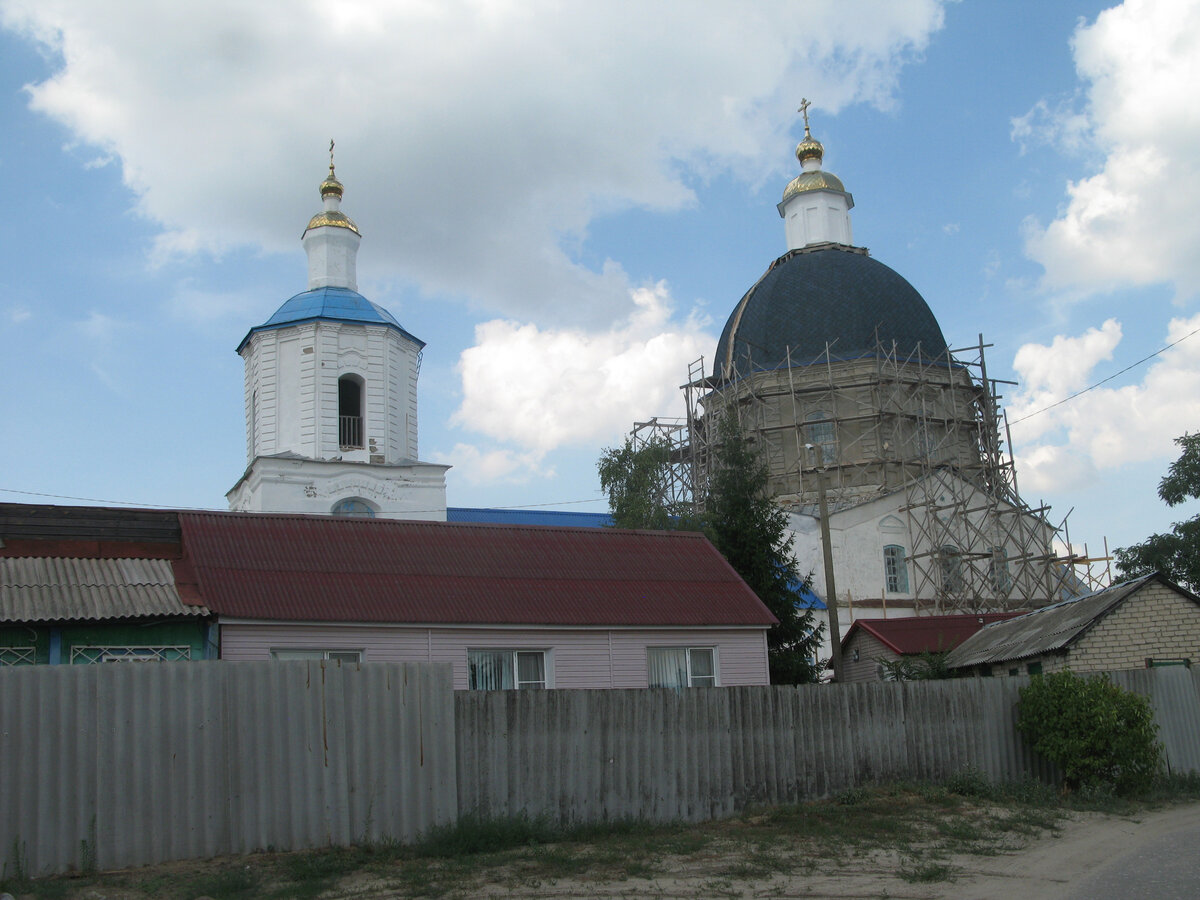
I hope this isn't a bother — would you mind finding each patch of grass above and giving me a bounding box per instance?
[899,858,957,883]
[186,864,262,899]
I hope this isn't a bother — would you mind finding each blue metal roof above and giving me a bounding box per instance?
[237,286,424,352]
[447,507,614,528]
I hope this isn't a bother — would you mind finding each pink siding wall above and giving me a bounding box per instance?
[219,624,770,688]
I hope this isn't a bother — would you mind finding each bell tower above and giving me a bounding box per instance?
[227,146,449,519]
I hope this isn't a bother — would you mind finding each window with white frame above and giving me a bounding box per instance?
[467,649,547,690]
[647,647,717,688]
[271,649,362,663]
[804,412,837,466]
[883,544,909,593]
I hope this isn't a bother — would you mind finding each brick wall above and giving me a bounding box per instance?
[1068,581,1200,671]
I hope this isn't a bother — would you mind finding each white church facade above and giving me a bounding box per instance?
[227,157,448,519]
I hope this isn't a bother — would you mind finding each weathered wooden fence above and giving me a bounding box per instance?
[0,661,457,877]
[3,664,1198,876]
[456,667,1200,826]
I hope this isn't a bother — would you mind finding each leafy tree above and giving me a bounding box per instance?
[1115,433,1200,591]
[597,419,824,683]
[1017,670,1161,794]
[703,416,824,684]
[876,650,953,682]
[596,437,700,531]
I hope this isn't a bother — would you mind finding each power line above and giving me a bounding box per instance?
[1008,323,1200,426]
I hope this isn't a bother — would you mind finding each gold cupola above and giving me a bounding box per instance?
[305,141,360,236]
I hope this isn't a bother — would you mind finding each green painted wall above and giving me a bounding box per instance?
[0,620,208,665]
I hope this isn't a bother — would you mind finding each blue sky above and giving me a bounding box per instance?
[2,0,1199,561]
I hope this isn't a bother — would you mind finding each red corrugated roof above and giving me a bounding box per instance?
[178,512,777,627]
[842,613,1022,655]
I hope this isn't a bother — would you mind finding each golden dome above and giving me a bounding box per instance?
[320,167,344,199]
[305,210,361,236]
[781,169,846,203]
[795,130,824,164]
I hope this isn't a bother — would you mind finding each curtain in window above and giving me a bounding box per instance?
[468,650,514,690]
[647,647,688,688]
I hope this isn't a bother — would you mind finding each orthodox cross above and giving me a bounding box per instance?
[329,139,336,175]
[798,98,812,133]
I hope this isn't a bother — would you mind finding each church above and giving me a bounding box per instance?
[226,154,449,520]
[634,106,1066,647]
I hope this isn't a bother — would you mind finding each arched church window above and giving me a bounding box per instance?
[804,412,837,466]
[331,498,375,518]
[338,374,364,449]
[883,544,908,593]
[939,545,963,594]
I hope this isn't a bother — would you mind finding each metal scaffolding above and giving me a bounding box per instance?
[632,336,1095,613]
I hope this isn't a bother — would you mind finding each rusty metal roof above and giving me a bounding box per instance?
[0,556,210,623]
[944,574,1192,668]
[843,612,1022,656]
[179,512,776,627]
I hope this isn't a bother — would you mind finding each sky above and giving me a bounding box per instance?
[2,0,1200,563]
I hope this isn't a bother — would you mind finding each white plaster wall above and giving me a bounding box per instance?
[782,192,852,249]
[241,321,420,466]
[227,456,448,520]
[303,227,359,291]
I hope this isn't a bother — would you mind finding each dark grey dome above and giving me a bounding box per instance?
[714,246,947,381]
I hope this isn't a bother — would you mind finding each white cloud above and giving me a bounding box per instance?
[75,310,123,343]
[1020,0,1200,300]
[1009,313,1200,493]
[452,282,711,454]
[1,0,949,327]
[6,306,31,324]
[433,443,548,487]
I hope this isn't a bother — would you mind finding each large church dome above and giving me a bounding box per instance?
[714,245,948,381]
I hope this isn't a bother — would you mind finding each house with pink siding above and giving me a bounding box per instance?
[178,511,776,689]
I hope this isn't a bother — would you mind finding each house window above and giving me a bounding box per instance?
[70,646,192,664]
[883,545,908,593]
[939,545,963,593]
[1026,661,1043,676]
[989,546,1011,593]
[0,647,36,666]
[647,647,717,688]
[331,498,375,518]
[271,649,362,663]
[468,649,547,690]
[338,374,364,449]
[804,412,837,466]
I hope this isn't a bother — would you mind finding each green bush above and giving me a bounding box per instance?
[1016,670,1162,794]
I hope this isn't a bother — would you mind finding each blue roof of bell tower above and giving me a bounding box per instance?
[236,286,424,353]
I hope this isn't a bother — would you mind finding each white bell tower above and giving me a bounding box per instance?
[227,145,449,519]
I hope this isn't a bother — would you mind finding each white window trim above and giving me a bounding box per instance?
[70,645,193,664]
[883,544,909,594]
[270,649,363,663]
[647,646,719,688]
[467,648,552,690]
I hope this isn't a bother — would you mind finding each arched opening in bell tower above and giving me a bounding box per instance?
[338,374,364,450]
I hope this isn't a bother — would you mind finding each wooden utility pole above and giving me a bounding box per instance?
[810,446,843,681]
